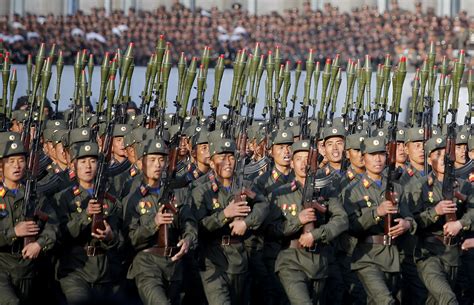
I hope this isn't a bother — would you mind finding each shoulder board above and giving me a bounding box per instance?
[347,169,355,181]
[407,167,414,177]
[0,186,5,198]
[290,180,297,192]
[72,185,81,197]
[362,179,370,189]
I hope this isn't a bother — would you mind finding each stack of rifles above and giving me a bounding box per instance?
[0,37,473,211]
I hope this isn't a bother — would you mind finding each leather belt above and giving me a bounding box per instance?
[143,246,179,257]
[361,235,396,245]
[424,235,459,246]
[221,235,243,246]
[85,246,106,257]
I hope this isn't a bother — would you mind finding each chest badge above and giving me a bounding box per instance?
[290,203,297,216]
[212,198,220,209]
[75,201,82,213]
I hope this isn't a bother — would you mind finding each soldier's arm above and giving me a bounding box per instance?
[192,186,228,232]
[243,186,269,230]
[458,182,474,231]
[397,187,417,235]
[310,197,348,243]
[98,199,121,250]
[264,194,290,238]
[178,195,198,250]
[35,199,58,252]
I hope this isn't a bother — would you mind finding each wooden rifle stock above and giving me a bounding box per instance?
[383,134,398,245]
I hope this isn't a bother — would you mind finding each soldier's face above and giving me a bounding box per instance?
[324,137,344,163]
[10,121,22,133]
[179,136,189,156]
[2,155,26,183]
[291,151,308,179]
[195,143,210,165]
[396,142,407,164]
[55,143,67,166]
[210,153,235,179]
[75,157,98,183]
[363,152,386,175]
[405,141,424,165]
[143,154,167,181]
[455,144,467,165]
[271,144,292,167]
[428,149,445,174]
[346,149,364,170]
[112,137,127,158]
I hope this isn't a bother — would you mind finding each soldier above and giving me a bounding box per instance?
[110,124,132,169]
[340,133,365,187]
[125,138,198,305]
[0,137,57,305]
[269,139,348,304]
[192,137,269,305]
[396,128,408,170]
[54,142,122,304]
[253,129,294,305]
[320,125,346,175]
[407,136,474,305]
[343,136,415,304]
[454,131,469,179]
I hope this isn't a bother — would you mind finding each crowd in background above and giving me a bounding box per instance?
[1,0,474,70]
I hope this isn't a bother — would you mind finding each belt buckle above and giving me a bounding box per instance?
[383,235,392,246]
[222,235,231,246]
[86,246,96,257]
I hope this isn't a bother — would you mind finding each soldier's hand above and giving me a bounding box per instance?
[171,239,190,262]
[22,242,42,260]
[376,201,398,217]
[462,238,474,251]
[298,208,316,225]
[298,231,315,248]
[229,219,247,236]
[86,199,101,215]
[435,200,457,216]
[223,200,251,219]
[443,220,463,237]
[91,220,114,242]
[154,205,174,227]
[14,221,40,237]
[389,218,411,238]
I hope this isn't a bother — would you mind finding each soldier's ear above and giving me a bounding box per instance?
[290,159,295,169]
[209,158,215,170]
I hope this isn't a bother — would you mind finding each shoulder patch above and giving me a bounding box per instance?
[72,185,81,196]
[362,179,370,189]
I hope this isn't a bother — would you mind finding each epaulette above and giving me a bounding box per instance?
[209,172,218,192]
[0,185,6,198]
[407,167,414,177]
[69,170,76,181]
[72,185,81,196]
[290,180,297,192]
[130,166,137,177]
[362,179,370,189]
[272,169,280,182]
[347,169,355,181]
[140,183,148,196]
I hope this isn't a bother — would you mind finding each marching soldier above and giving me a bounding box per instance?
[395,128,408,170]
[192,137,269,305]
[0,137,57,305]
[407,136,474,305]
[269,139,348,304]
[54,142,122,304]
[399,127,427,185]
[125,138,198,305]
[253,129,294,305]
[343,136,415,305]
[454,131,469,179]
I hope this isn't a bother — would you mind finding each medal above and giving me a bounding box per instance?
[140,208,147,215]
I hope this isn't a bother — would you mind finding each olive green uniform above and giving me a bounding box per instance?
[0,184,57,305]
[192,178,269,305]
[54,184,122,305]
[267,179,347,305]
[343,174,416,305]
[125,181,198,305]
[407,174,474,305]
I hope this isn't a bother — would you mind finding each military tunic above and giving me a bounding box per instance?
[125,181,198,305]
[192,178,269,305]
[0,184,57,305]
[54,184,122,305]
[343,174,416,305]
[268,179,348,305]
[407,174,474,305]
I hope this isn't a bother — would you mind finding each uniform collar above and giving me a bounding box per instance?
[361,173,384,189]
